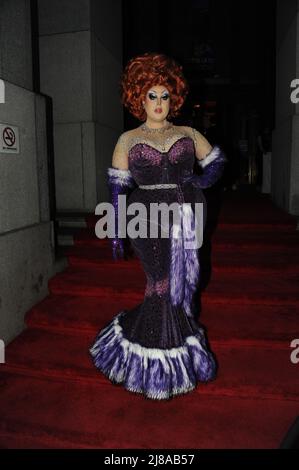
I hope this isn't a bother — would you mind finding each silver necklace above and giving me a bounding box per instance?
[140,121,173,133]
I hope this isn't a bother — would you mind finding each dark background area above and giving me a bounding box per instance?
[122,0,276,187]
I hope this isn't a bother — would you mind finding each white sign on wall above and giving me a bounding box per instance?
[0,339,4,364]
[0,123,20,154]
[0,80,4,103]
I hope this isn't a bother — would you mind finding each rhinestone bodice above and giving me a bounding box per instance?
[118,124,197,186]
[129,136,195,186]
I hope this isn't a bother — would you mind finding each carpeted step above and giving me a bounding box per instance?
[25,294,299,345]
[48,265,299,305]
[202,269,299,305]
[1,192,298,450]
[211,227,299,249]
[72,224,299,251]
[217,191,297,227]
[62,242,299,273]
[2,328,298,401]
[48,264,146,299]
[200,301,299,345]
[64,245,141,268]
[25,294,138,333]
[210,249,299,273]
[0,372,297,449]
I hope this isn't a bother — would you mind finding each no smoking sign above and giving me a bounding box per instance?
[0,123,19,153]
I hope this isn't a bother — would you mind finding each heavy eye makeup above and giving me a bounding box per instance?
[148,91,170,101]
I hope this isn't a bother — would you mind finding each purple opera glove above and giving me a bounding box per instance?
[181,145,227,189]
[107,167,136,261]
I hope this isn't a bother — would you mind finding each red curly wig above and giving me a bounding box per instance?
[119,52,189,121]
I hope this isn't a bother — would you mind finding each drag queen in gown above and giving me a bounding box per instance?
[89,52,226,400]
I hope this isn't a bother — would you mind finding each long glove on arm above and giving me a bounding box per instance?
[107,167,136,261]
[182,145,227,189]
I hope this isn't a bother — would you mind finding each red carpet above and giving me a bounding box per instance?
[1,189,299,448]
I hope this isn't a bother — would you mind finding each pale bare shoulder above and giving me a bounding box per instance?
[111,130,132,170]
[179,125,213,160]
[177,125,193,134]
[115,129,133,149]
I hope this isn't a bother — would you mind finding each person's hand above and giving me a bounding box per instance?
[111,238,124,261]
[181,173,200,187]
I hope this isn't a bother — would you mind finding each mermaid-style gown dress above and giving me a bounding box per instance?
[89,124,226,400]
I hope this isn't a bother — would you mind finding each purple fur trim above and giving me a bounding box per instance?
[107,167,135,188]
[170,204,200,317]
[180,147,226,190]
[182,205,200,317]
[89,312,217,400]
[193,145,227,188]
[170,205,185,307]
[197,145,223,168]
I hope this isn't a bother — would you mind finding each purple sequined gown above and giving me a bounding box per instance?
[90,126,225,400]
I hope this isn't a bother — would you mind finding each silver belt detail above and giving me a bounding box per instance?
[139,183,178,189]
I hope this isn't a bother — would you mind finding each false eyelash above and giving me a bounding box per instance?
[148,93,169,99]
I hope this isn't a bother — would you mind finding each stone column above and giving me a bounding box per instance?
[0,0,54,344]
[38,0,123,210]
